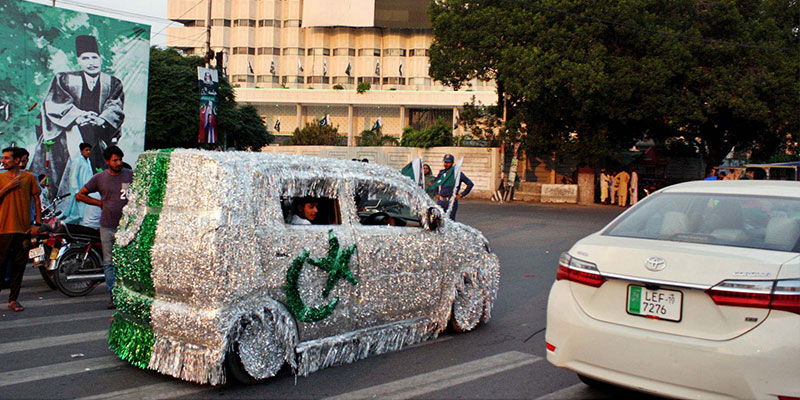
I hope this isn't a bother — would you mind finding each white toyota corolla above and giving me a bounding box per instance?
[546,180,800,399]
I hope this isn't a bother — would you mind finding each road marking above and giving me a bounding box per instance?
[0,356,122,388]
[10,294,108,308]
[534,383,616,400]
[0,310,113,330]
[77,382,213,400]
[326,351,541,400]
[0,330,107,355]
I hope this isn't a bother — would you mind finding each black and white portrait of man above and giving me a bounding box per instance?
[33,34,125,190]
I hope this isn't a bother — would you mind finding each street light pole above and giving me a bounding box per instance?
[205,0,212,68]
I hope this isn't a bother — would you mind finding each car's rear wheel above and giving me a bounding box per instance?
[451,270,484,332]
[225,313,285,384]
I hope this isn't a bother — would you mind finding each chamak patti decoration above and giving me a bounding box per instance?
[108,149,500,385]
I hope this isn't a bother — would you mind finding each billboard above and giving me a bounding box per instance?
[0,0,150,195]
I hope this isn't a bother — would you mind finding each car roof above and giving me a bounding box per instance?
[661,180,800,198]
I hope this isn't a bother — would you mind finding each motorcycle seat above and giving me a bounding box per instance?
[63,224,101,240]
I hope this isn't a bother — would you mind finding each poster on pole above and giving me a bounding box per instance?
[0,0,150,194]
[197,67,218,144]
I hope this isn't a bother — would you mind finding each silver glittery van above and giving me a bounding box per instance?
[109,149,500,385]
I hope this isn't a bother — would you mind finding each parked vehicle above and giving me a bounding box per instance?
[52,223,104,297]
[546,180,800,399]
[28,193,70,290]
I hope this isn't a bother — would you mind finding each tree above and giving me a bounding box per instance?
[358,127,398,146]
[400,118,454,148]
[429,0,799,167]
[146,47,272,150]
[289,122,342,145]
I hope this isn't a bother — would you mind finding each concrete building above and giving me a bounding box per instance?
[166,0,496,144]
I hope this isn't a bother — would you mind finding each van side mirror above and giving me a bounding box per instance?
[427,207,443,231]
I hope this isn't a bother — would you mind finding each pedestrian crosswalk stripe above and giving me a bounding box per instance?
[0,310,113,330]
[325,351,542,400]
[0,330,107,355]
[0,356,121,388]
[12,294,108,308]
[76,381,212,400]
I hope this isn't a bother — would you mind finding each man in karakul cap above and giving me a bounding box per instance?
[32,34,125,200]
[432,153,473,221]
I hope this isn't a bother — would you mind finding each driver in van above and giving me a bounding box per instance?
[290,197,318,225]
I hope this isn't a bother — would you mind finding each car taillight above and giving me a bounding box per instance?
[706,279,800,315]
[556,253,605,288]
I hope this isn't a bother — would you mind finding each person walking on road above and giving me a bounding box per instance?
[75,146,132,309]
[0,147,41,312]
[615,169,631,207]
[433,154,473,221]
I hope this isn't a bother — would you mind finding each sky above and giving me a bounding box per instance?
[25,0,173,47]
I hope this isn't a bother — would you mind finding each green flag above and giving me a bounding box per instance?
[400,157,423,186]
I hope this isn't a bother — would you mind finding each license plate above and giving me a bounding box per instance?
[28,246,45,259]
[626,285,683,322]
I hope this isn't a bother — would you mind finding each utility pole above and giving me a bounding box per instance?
[205,0,212,67]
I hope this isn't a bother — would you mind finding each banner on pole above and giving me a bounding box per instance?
[197,67,219,144]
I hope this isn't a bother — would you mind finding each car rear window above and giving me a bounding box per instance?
[604,193,800,252]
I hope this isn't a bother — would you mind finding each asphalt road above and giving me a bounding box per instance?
[0,200,659,399]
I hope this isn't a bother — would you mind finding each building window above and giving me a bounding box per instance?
[408,77,431,86]
[211,19,231,27]
[257,47,280,55]
[283,20,301,28]
[333,48,355,57]
[307,76,330,84]
[258,19,280,27]
[257,75,280,83]
[231,75,254,83]
[383,48,406,57]
[382,77,406,85]
[233,19,256,27]
[409,49,429,57]
[182,20,205,27]
[307,48,330,56]
[357,77,380,84]
[282,48,304,55]
[332,76,354,85]
[357,48,381,57]
[233,47,256,55]
[281,76,304,84]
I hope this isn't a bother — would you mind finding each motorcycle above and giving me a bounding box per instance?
[28,193,70,290]
[51,223,105,297]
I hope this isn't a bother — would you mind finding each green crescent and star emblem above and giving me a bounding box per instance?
[284,230,358,322]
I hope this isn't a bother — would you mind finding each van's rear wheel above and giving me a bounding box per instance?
[225,314,285,384]
[451,271,484,332]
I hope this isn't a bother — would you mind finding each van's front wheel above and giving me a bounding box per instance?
[225,314,285,384]
[451,270,485,332]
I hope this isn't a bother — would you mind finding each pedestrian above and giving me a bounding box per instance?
[0,147,41,312]
[630,167,639,206]
[615,169,631,207]
[432,154,473,220]
[423,163,435,199]
[61,142,95,224]
[599,169,610,204]
[610,170,619,205]
[75,146,132,309]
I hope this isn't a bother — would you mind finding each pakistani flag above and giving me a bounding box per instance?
[345,61,351,76]
[270,58,276,75]
[274,118,281,132]
[371,117,382,131]
[400,157,424,186]
[319,114,330,127]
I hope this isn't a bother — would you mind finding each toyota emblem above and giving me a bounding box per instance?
[644,256,666,272]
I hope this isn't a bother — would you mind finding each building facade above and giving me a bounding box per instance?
[166,0,496,144]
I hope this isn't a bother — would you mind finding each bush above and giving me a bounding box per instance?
[289,122,342,145]
[400,118,453,148]
[332,84,344,90]
[356,82,371,94]
[358,127,398,146]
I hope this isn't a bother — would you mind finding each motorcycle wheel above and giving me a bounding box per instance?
[54,248,101,297]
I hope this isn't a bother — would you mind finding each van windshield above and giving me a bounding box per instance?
[604,193,800,252]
